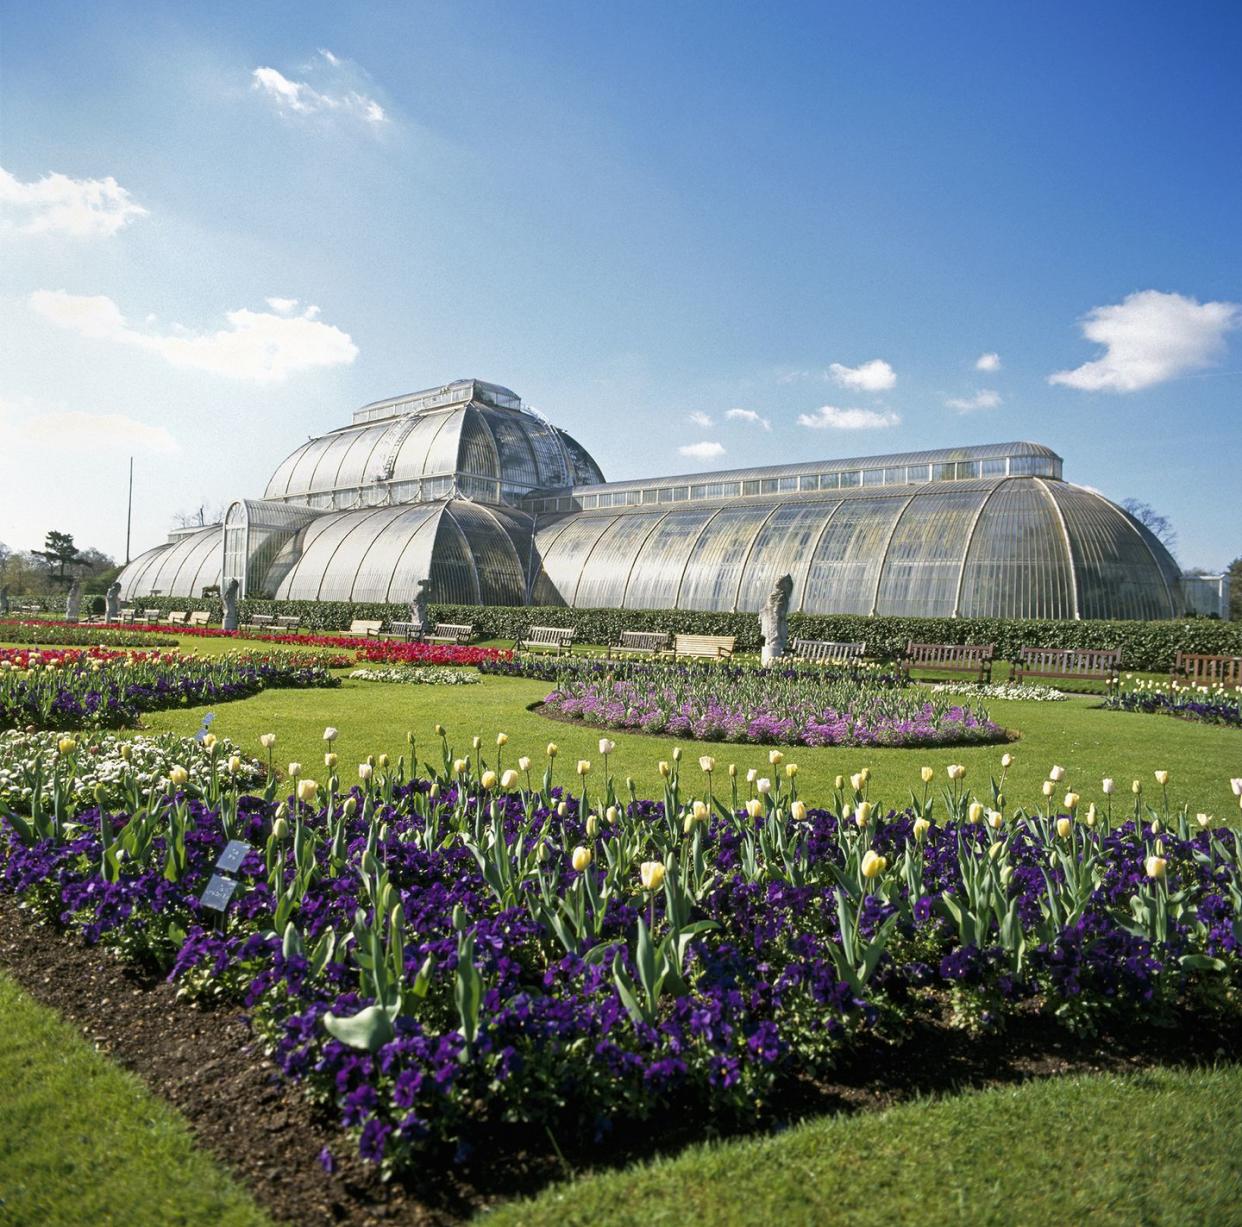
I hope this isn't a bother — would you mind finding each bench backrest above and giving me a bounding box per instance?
[524,625,575,645]
[617,630,671,650]
[349,619,383,635]
[673,633,735,659]
[142,608,161,619]
[792,639,866,662]
[435,622,475,638]
[1019,647,1121,675]
[275,615,301,629]
[187,611,210,626]
[165,611,188,624]
[1175,652,1242,686]
[249,613,275,626]
[906,641,994,664]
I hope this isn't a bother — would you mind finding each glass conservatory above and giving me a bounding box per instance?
[117,377,1183,620]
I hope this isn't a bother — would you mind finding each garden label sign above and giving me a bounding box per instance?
[198,839,253,914]
[215,839,251,874]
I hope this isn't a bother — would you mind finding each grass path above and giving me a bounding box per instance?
[482,1064,1242,1227]
[0,972,274,1227]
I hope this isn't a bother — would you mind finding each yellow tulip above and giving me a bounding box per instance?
[57,736,77,755]
[324,752,338,769]
[1145,855,1166,879]
[745,798,763,819]
[571,846,592,872]
[517,756,532,772]
[1063,792,1080,811]
[658,761,671,778]
[920,766,934,783]
[860,850,887,879]
[1154,770,1169,786]
[480,770,498,790]
[640,861,666,891]
[790,800,807,821]
[496,732,509,747]
[768,749,784,766]
[576,759,591,776]
[546,742,558,758]
[967,802,984,824]
[785,763,798,779]
[854,801,873,827]
[699,755,716,773]
[296,778,318,804]
[228,754,242,775]
[500,769,520,789]
[1056,816,1072,839]
[585,814,599,837]
[912,817,931,841]
[169,765,189,788]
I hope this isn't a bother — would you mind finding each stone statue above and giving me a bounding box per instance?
[0,586,8,616]
[408,578,432,636]
[65,579,82,623]
[105,582,122,622]
[222,578,240,631]
[759,573,793,667]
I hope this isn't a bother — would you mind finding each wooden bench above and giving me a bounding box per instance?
[791,639,867,665]
[1171,652,1242,688]
[348,619,384,638]
[1011,647,1121,689]
[165,610,188,625]
[382,620,427,642]
[517,625,575,654]
[240,612,276,632]
[904,641,994,683]
[138,608,162,624]
[187,610,211,627]
[669,633,735,660]
[274,615,302,633]
[425,622,475,645]
[608,630,672,658]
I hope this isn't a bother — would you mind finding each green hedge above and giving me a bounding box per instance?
[100,596,1242,672]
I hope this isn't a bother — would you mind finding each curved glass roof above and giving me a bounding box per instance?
[117,525,222,601]
[263,379,605,509]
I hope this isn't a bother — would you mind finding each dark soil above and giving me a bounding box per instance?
[1,896,1239,1227]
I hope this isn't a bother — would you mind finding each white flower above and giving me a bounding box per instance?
[322,727,338,742]
[598,737,616,756]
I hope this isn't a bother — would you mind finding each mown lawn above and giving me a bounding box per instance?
[122,639,1240,817]
[0,972,273,1227]
[481,1064,1242,1227]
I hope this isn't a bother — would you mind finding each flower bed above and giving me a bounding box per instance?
[927,682,1068,702]
[1,739,1237,1174]
[0,729,263,808]
[347,668,480,686]
[353,640,510,668]
[0,650,339,731]
[541,665,1002,747]
[1106,679,1241,728]
[0,620,180,648]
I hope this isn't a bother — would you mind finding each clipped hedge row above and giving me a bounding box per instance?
[99,596,1242,671]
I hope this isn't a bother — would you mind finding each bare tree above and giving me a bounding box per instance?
[1121,499,1177,554]
[172,501,227,529]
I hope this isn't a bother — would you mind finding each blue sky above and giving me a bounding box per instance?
[2,1,1239,569]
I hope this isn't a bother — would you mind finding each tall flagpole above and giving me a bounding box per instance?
[125,457,133,564]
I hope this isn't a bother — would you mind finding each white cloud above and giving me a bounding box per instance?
[319,48,342,66]
[678,441,726,460]
[725,407,771,431]
[975,351,1001,372]
[797,405,901,430]
[0,166,147,239]
[1,397,177,454]
[828,359,896,392]
[1049,290,1241,392]
[30,291,358,383]
[266,296,299,314]
[945,389,1002,413]
[688,410,714,427]
[251,64,388,127]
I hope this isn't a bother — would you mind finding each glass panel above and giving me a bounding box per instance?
[658,487,674,503]
[429,513,481,605]
[884,467,905,484]
[679,505,775,611]
[642,489,659,503]
[573,513,665,608]
[958,482,1073,619]
[839,470,860,488]
[981,457,1006,477]
[862,468,884,487]
[819,472,839,490]
[906,465,930,483]
[956,460,980,480]
[691,485,707,499]
[350,505,441,602]
[875,488,988,617]
[803,496,905,614]
[799,475,819,491]
[735,501,843,613]
[537,515,624,605]
[1053,485,1177,619]
[444,502,528,604]
[742,480,760,496]
[624,510,718,608]
[932,463,955,481]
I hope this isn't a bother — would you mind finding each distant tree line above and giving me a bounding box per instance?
[0,531,121,598]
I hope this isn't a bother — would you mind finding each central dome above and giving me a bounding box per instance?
[263,378,604,511]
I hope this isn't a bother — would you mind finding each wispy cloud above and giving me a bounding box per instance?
[251,53,388,129]
[0,166,147,239]
[1049,290,1240,392]
[29,291,358,383]
[688,410,714,428]
[1,396,177,454]
[828,359,896,392]
[945,389,1002,413]
[678,441,726,460]
[975,351,1001,372]
[725,407,771,431]
[797,405,900,430]
[265,296,299,314]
